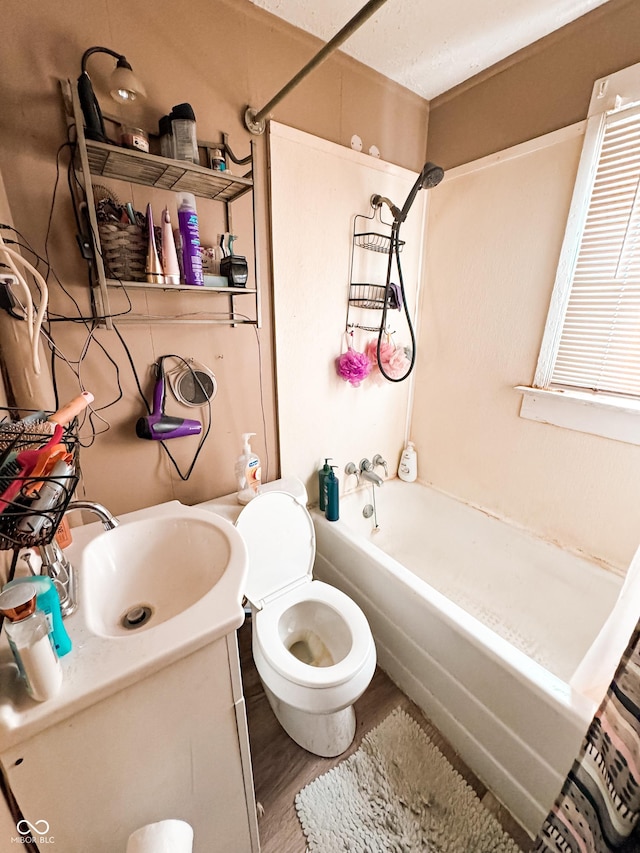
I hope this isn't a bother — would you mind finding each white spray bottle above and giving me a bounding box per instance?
[236,433,261,505]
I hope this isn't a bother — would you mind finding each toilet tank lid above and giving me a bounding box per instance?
[236,491,315,608]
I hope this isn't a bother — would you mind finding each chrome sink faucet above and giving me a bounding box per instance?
[359,458,384,487]
[38,501,119,618]
[65,501,119,530]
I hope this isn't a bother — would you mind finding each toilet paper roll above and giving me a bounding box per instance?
[126,819,193,853]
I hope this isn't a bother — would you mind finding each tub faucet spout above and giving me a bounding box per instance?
[359,459,383,487]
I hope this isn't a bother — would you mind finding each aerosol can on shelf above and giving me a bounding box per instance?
[398,441,417,482]
[236,433,261,505]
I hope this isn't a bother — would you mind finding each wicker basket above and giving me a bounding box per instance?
[98,222,147,282]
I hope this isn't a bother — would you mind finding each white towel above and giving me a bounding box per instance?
[126,819,193,853]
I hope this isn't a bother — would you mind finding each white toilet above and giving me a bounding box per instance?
[236,480,376,757]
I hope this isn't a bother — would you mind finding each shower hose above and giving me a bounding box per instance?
[376,218,416,383]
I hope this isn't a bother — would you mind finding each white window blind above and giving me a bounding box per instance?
[550,103,640,397]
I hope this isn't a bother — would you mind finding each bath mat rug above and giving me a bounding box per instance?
[295,707,521,852]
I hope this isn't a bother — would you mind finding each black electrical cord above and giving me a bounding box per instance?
[0,135,132,440]
[376,219,416,383]
[112,324,212,481]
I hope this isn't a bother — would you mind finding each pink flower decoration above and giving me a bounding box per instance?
[365,339,411,382]
[335,346,372,387]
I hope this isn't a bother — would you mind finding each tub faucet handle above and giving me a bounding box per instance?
[345,461,360,485]
[372,454,388,476]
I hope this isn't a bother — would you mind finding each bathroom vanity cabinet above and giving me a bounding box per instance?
[0,632,259,853]
[60,79,261,330]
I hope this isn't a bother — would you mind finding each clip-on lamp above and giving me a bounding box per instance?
[77,46,147,143]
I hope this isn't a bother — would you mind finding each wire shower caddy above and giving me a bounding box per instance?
[346,207,404,333]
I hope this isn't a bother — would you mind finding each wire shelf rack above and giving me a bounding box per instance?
[348,283,388,309]
[353,231,404,253]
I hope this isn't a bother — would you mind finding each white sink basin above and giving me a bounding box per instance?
[80,511,235,638]
[0,499,248,752]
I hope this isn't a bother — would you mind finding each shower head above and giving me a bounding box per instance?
[398,161,444,222]
[371,161,444,225]
[419,162,445,189]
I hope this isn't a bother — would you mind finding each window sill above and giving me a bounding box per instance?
[515,386,640,446]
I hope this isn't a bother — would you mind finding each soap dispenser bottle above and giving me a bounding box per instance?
[236,433,261,505]
[318,458,332,511]
[398,441,417,482]
[325,466,339,522]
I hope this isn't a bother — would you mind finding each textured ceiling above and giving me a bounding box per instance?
[249,0,611,100]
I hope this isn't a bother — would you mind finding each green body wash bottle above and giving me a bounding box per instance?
[325,467,339,522]
[318,458,332,511]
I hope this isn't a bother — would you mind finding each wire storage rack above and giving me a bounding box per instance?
[348,283,388,309]
[347,209,405,333]
[0,409,80,551]
[353,230,404,253]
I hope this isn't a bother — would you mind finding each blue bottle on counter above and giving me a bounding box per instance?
[325,466,339,522]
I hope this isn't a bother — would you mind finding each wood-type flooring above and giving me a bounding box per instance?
[238,619,533,853]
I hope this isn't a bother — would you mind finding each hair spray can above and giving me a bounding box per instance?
[176,192,204,286]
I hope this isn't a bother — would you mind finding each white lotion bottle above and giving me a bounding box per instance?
[398,441,417,482]
[161,207,181,285]
[235,432,261,505]
[0,583,62,702]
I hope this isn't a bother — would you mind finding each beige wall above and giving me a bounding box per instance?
[427,0,640,169]
[0,0,428,516]
[269,123,428,502]
[413,126,640,571]
[417,0,640,572]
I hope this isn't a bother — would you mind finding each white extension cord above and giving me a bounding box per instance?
[0,230,48,375]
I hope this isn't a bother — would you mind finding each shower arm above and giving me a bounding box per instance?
[244,0,389,135]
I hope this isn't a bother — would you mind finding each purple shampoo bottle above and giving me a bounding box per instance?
[176,191,203,285]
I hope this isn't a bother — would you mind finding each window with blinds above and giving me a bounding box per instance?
[550,102,640,398]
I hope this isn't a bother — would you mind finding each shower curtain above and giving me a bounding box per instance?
[532,619,640,851]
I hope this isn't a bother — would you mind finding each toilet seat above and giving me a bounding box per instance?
[236,491,374,690]
[253,579,374,689]
[236,491,315,609]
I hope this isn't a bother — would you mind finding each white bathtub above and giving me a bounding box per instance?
[312,479,622,837]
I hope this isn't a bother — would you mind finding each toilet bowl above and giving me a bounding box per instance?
[236,483,376,757]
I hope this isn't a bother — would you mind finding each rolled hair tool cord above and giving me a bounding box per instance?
[113,327,211,481]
